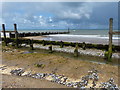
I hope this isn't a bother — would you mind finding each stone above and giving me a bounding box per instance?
[0,66,7,70]
[10,68,24,76]
[31,73,46,79]
[61,77,68,83]
[21,71,31,76]
[46,75,54,81]
[36,73,46,78]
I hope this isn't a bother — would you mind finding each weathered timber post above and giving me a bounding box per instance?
[74,43,79,57]
[68,28,70,33]
[9,32,12,38]
[42,40,45,46]
[29,39,34,50]
[14,24,19,48]
[49,44,53,53]
[108,18,113,61]
[2,24,7,46]
[60,41,64,48]
[82,42,86,50]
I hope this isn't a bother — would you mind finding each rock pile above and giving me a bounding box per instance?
[10,69,119,89]
[99,78,119,89]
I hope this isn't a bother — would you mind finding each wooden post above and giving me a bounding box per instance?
[9,32,12,38]
[14,24,18,48]
[29,39,34,50]
[49,44,53,53]
[82,42,86,50]
[68,28,70,33]
[2,24,7,46]
[74,43,79,57]
[42,40,45,46]
[14,24,18,39]
[60,41,64,48]
[108,18,113,61]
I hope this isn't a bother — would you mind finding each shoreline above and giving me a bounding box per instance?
[23,36,46,40]
[22,35,119,45]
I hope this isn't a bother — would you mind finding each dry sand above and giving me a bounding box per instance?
[2,74,68,88]
[23,36,46,40]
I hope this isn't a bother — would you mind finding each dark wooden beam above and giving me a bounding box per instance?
[2,24,7,46]
[108,18,113,61]
[1,31,15,33]
[14,24,19,48]
[112,31,120,35]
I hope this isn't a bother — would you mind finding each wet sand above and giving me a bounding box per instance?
[23,36,46,40]
[23,35,119,45]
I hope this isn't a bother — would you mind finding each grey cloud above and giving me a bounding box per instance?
[1,2,118,29]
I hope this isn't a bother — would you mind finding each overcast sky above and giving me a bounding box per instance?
[1,2,118,30]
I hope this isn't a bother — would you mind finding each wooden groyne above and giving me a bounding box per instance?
[1,18,120,61]
[1,24,70,38]
[1,31,69,38]
[3,31,69,38]
[18,31,69,37]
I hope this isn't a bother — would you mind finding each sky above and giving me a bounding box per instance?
[0,2,118,30]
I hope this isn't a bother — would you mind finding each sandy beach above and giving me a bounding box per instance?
[1,46,119,88]
[1,1,119,89]
[23,36,46,40]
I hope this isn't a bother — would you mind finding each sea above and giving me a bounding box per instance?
[1,29,120,45]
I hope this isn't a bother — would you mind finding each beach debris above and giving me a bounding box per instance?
[10,68,24,76]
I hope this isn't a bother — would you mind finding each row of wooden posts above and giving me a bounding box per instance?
[2,24,70,38]
[2,18,120,61]
[22,39,85,56]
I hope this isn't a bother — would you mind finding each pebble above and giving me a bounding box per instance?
[21,71,31,76]
[31,73,46,79]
